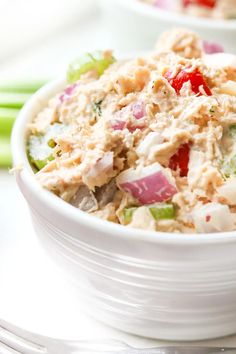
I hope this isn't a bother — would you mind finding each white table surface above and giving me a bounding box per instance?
[1,2,236,348]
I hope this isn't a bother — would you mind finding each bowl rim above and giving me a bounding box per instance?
[11,77,236,245]
[112,0,236,30]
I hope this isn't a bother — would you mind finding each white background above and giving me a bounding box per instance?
[1,0,236,348]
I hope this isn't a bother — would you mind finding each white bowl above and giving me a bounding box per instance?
[12,79,236,341]
[100,0,236,54]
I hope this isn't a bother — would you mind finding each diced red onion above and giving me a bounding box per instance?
[111,119,126,131]
[117,163,177,205]
[59,83,77,103]
[132,101,146,120]
[128,121,146,133]
[154,0,173,9]
[203,40,224,54]
[111,102,146,132]
[65,84,77,95]
[59,94,65,103]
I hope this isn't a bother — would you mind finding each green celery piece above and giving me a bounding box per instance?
[32,155,54,171]
[67,53,97,84]
[0,107,20,136]
[222,126,236,177]
[149,203,175,220]
[123,204,175,224]
[123,207,138,224]
[28,134,54,171]
[0,137,12,168]
[91,51,115,76]
[0,79,49,93]
[0,92,31,108]
[28,123,65,171]
[67,51,116,84]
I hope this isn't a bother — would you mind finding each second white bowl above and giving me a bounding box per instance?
[100,0,236,54]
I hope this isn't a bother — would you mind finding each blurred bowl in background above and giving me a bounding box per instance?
[100,0,236,53]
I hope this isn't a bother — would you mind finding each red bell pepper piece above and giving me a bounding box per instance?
[183,0,216,8]
[165,68,212,96]
[169,143,191,177]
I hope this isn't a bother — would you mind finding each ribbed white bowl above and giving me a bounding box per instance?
[100,0,236,54]
[12,79,236,341]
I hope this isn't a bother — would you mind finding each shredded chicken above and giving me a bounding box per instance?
[156,28,203,59]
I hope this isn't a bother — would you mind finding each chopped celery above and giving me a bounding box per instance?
[222,155,236,178]
[221,126,236,177]
[28,134,53,170]
[0,137,12,167]
[67,51,115,84]
[123,207,138,224]
[91,51,115,76]
[0,107,20,136]
[0,79,49,93]
[28,123,65,171]
[0,92,31,108]
[149,203,175,220]
[123,203,175,224]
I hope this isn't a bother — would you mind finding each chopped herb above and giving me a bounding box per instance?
[229,124,236,139]
[209,107,215,114]
[92,100,103,117]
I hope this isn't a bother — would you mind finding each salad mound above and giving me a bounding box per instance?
[142,0,236,20]
[28,29,236,234]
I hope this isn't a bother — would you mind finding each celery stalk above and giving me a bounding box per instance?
[123,203,175,224]
[0,79,49,93]
[0,92,31,108]
[28,123,65,171]
[123,207,138,224]
[149,203,175,220]
[67,51,115,83]
[0,138,12,167]
[222,155,236,177]
[0,108,20,136]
